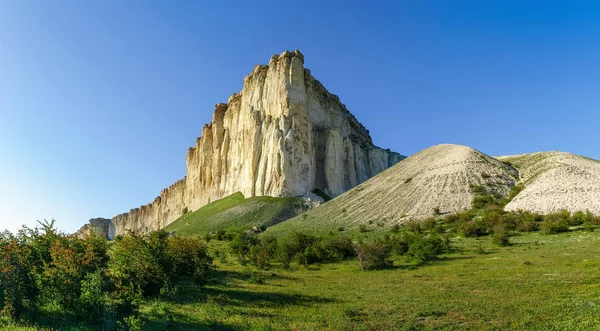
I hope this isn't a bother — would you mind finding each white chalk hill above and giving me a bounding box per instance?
[270,144,518,233]
[499,152,600,215]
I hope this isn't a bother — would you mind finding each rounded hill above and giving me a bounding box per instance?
[269,144,518,234]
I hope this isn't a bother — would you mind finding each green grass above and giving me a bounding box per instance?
[4,230,600,330]
[137,230,600,330]
[164,192,307,236]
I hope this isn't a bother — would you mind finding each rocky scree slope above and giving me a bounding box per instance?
[268,144,518,234]
[499,152,600,214]
[78,50,403,239]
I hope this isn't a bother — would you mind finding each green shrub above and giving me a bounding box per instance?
[472,194,498,210]
[491,226,511,246]
[229,232,258,265]
[359,225,367,233]
[459,219,487,237]
[166,235,213,283]
[405,235,449,264]
[422,218,437,231]
[355,241,392,271]
[387,231,417,256]
[390,224,400,234]
[540,212,570,234]
[249,236,278,269]
[108,231,168,298]
[406,221,421,233]
[321,237,355,261]
[277,241,296,268]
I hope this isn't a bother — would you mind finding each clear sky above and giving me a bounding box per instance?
[1,1,599,233]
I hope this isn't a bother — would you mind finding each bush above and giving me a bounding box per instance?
[321,237,355,261]
[491,226,510,246]
[276,241,296,268]
[406,221,421,233]
[229,232,258,265]
[387,232,415,256]
[355,241,392,271]
[472,193,498,210]
[0,223,214,329]
[359,225,367,233]
[458,219,487,237]
[422,218,437,231]
[0,234,36,319]
[405,235,449,264]
[540,213,570,234]
[390,224,400,234]
[249,236,278,269]
[108,231,168,297]
[166,235,213,283]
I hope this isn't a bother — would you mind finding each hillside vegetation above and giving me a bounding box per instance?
[4,219,600,330]
[164,192,307,236]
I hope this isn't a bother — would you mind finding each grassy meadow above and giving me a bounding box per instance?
[5,229,599,330]
[142,231,600,330]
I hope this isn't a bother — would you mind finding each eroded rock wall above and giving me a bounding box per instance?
[78,50,403,239]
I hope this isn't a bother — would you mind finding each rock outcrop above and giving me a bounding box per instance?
[77,50,403,239]
[76,218,114,239]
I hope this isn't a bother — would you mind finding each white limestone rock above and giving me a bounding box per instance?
[78,50,404,239]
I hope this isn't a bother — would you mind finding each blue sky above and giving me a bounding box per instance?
[1,1,599,233]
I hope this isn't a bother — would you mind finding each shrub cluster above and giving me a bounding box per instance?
[229,232,355,269]
[0,221,212,330]
[227,229,451,272]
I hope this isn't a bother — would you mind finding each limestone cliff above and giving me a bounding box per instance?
[76,218,114,239]
[78,50,404,239]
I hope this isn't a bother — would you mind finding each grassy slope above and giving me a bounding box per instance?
[138,230,600,330]
[163,192,306,236]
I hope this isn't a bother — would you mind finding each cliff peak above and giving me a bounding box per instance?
[77,50,403,239]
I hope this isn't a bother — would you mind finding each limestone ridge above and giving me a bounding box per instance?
[78,50,404,239]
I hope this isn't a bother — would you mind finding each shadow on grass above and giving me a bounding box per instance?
[144,309,242,331]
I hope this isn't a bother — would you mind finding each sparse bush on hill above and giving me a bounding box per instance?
[491,226,511,246]
[355,240,392,271]
[405,234,450,264]
[249,235,278,269]
[229,232,258,265]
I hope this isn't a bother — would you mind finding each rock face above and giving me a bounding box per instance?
[499,152,600,214]
[270,144,518,233]
[77,50,403,239]
[76,218,114,239]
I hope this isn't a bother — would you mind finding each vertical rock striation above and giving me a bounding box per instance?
[78,50,404,239]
